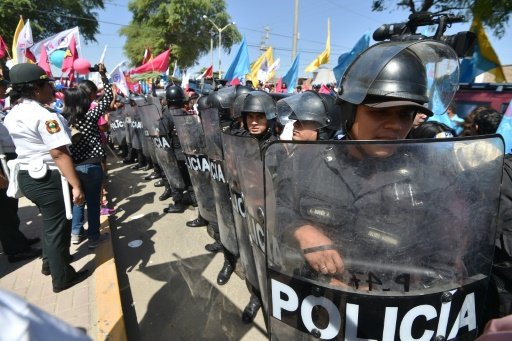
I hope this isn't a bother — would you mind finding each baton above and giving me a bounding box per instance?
[0,154,9,181]
[61,175,73,220]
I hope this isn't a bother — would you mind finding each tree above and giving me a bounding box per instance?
[120,0,242,68]
[0,0,104,45]
[371,0,511,38]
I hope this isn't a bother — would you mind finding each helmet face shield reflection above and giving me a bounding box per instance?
[339,40,459,115]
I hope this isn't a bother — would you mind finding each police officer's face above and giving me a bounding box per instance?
[350,105,415,157]
[292,120,318,141]
[35,81,55,105]
[246,112,267,135]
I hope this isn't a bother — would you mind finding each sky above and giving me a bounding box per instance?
[80,0,512,80]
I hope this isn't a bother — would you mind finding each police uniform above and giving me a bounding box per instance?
[4,63,88,292]
[276,144,479,289]
[0,119,41,261]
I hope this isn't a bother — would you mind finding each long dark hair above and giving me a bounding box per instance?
[77,80,98,100]
[62,87,90,126]
[11,80,48,102]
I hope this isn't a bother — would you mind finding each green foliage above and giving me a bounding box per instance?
[120,0,241,68]
[371,0,511,38]
[0,0,104,45]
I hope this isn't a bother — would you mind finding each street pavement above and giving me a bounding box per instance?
[107,156,268,340]
[0,152,268,340]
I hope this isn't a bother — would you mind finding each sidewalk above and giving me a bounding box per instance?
[0,197,126,341]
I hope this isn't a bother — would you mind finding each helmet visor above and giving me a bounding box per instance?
[277,92,330,129]
[340,40,459,115]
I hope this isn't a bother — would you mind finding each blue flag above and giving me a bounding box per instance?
[333,33,370,85]
[224,38,251,81]
[497,99,512,154]
[427,85,458,131]
[282,54,300,94]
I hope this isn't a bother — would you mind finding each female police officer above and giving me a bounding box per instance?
[4,63,88,293]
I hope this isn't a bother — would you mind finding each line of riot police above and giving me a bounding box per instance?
[107,35,507,340]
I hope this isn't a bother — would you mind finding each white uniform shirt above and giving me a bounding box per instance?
[4,99,72,164]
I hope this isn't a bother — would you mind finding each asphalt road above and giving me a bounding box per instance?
[106,156,268,341]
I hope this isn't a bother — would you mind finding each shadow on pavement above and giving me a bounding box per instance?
[137,253,266,341]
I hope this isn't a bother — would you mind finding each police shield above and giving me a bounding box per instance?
[222,131,259,288]
[222,133,269,313]
[108,107,126,145]
[170,108,217,222]
[153,108,185,190]
[201,107,239,255]
[129,103,144,150]
[264,136,504,340]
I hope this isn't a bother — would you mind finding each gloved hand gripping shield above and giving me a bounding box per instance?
[263,136,504,340]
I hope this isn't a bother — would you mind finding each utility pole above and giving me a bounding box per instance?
[292,0,299,60]
[260,26,271,51]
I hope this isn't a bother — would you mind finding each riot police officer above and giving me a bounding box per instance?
[162,85,196,214]
[264,40,504,339]
[276,91,341,142]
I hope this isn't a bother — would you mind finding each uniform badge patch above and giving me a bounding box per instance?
[45,120,61,134]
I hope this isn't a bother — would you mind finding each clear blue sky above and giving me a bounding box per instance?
[81,0,512,79]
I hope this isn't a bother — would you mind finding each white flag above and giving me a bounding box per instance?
[99,45,107,64]
[16,20,34,64]
[181,69,190,89]
[109,61,129,96]
[31,27,81,63]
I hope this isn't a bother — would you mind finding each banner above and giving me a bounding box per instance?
[30,27,81,64]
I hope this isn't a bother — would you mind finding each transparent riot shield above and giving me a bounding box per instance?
[170,108,217,223]
[139,96,163,137]
[222,133,269,314]
[223,131,259,289]
[264,136,504,340]
[130,105,143,150]
[108,108,126,145]
[201,107,239,256]
[153,108,185,190]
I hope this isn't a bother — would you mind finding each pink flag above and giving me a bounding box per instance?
[128,49,170,75]
[0,35,9,59]
[319,84,331,94]
[61,34,78,73]
[38,44,53,77]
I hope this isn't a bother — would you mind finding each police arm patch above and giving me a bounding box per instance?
[45,120,61,134]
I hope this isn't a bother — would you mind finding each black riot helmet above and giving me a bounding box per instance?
[337,40,459,132]
[165,85,186,108]
[197,95,210,110]
[232,92,250,119]
[278,91,340,130]
[241,90,277,120]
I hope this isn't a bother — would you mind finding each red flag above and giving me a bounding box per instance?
[61,34,78,73]
[275,77,283,93]
[0,35,9,59]
[25,48,36,63]
[129,49,170,75]
[142,47,152,65]
[38,45,53,77]
[229,78,240,86]
[197,65,213,80]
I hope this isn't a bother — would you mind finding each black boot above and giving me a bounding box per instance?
[205,241,224,253]
[144,171,161,180]
[217,257,234,285]
[242,293,261,323]
[186,214,208,227]
[143,159,154,171]
[154,179,166,187]
[163,201,187,214]
[159,181,172,201]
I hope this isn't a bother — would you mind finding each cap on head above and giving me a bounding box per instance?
[9,63,53,85]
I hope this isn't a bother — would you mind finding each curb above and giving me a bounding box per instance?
[95,215,127,341]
